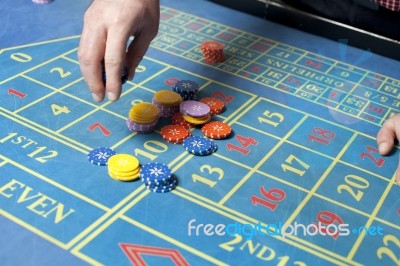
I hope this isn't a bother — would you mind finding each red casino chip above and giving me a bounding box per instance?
[172,112,196,129]
[199,97,225,115]
[201,41,225,64]
[161,125,191,144]
[201,121,232,139]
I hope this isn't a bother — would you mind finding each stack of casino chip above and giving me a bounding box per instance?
[107,154,141,181]
[160,125,191,144]
[201,121,232,139]
[199,97,225,116]
[183,136,218,156]
[171,112,196,129]
[87,147,116,166]
[179,100,211,126]
[172,80,199,100]
[127,102,160,133]
[201,41,225,64]
[140,162,177,193]
[152,90,183,118]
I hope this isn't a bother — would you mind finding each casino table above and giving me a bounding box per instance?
[1,0,400,265]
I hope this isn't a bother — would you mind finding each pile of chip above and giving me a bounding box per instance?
[140,162,177,193]
[171,112,196,129]
[152,90,183,118]
[201,121,232,139]
[160,125,191,144]
[201,41,225,64]
[180,100,211,126]
[127,102,160,133]
[87,147,116,166]
[199,97,225,116]
[107,154,141,181]
[183,136,218,156]
[172,80,199,100]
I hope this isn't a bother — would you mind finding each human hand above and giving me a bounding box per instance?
[78,0,160,102]
[376,114,400,185]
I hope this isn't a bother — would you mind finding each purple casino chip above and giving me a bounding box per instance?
[179,100,210,117]
[126,118,157,133]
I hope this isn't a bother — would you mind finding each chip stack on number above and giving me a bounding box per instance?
[201,41,225,64]
[107,154,141,181]
[127,102,160,133]
[140,162,177,193]
[152,90,183,118]
[171,80,199,100]
[180,100,211,126]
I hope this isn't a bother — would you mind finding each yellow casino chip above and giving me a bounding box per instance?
[129,102,160,123]
[108,154,139,173]
[154,90,183,106]
[182,114,211,125]
[108,170,140,182]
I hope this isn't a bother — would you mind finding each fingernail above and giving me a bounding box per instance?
[108,92,118,102]
[92,93,102,102]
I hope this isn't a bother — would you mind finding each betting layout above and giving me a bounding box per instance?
[0,6,399,266]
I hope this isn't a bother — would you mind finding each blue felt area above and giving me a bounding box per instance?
[0,0,91,48]
[0,215,88,266]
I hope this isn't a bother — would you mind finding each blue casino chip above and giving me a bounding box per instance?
[87,147,116,166]
[146,184,176,193]
[173,80,199,93]
[172,80,199,101]
[183,136,216,156]
[139,162,172,182]
[146,175,177,189]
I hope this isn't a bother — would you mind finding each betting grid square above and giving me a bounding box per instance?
[0,8,398,266]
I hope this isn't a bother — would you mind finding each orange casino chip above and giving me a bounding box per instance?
[161,124,191,144]
[199,97,225,115]
[201,121,232,139]
[201,41,225,64]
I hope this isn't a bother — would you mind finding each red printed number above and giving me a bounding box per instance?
[89,122,111,136]
[360,145,384,167]
[313,211,344,239]
[308,127,335,145]
[250,186,286,211]
[211,91,234,104]
[226,135,258,155]
[8,88,26,98]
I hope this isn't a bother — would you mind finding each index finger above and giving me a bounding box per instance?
[78,23,107,102]
[376,115,400,155]
[103,29,130,102]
